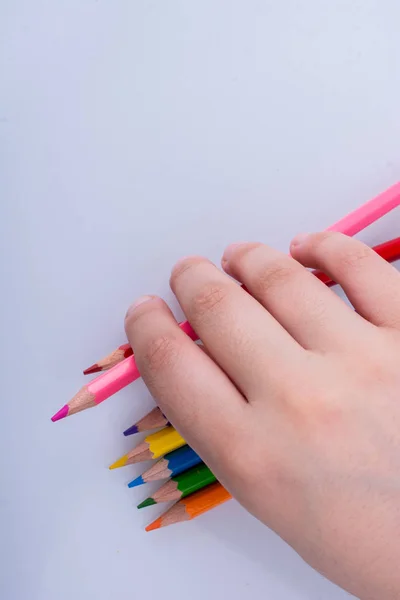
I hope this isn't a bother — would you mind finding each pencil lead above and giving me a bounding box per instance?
[83,363,102,375]
[145,517,162,532]
[123,424,139,436]
[109,454,128,470]
[51,405,69,422]
[137,498,156,509]
[127,475,144,488]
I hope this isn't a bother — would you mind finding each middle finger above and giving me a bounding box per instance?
[222,242,368,352]
[170,256,305,400]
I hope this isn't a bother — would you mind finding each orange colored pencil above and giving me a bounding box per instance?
[145,482,232,531]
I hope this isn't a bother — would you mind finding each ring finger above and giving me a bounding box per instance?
[222,242,370,352]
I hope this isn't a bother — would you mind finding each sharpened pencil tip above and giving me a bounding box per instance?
[128,475,144,488]
[123,424,139,436]
[109,454,128,470]
[145,517,162,532]
[83,364,102,375]
[51,405,69,422]
[137,498,156,509]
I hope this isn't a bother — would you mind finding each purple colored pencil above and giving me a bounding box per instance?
[123,407,169,436]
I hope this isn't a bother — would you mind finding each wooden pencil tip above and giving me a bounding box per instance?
[109,455,128,470]
[83,364,102,375]
[145,517,162,532]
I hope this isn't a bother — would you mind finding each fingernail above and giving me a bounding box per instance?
[222,242,248,263]
[290,233,310,249]
[173,255,197,269]
[126,295,154,317]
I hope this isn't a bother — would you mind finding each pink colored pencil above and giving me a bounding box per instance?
[51,182,400,422]
[327,182,400,236]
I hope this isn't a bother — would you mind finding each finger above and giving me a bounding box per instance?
[291,232,400,329]
[124,295,248,464]
[221,242,367,352]
[170,256,305,399]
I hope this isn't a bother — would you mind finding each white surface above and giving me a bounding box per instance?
[1,2,400,599]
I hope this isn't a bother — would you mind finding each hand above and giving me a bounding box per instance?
[125,233,400,600]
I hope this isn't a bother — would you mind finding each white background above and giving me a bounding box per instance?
[1,2,400,599]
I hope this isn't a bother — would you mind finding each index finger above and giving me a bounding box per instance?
[124,295,248,466]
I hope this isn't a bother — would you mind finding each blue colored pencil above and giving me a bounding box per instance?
[127,445,202,488]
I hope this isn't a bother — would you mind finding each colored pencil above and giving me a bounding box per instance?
[83,344,133,375]
[327,183,400,237]
[138,463,217,508]
[314,236,400,286]
[127,445,202,488]
[80,235,400,381]
[51,183,400,422]
[109,426,185,469]
[123,407,169,436]
[145,482,232,531]
[83,321,198,375]
[51,321,196,422]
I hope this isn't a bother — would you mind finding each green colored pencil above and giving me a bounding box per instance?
[137,463,217,508]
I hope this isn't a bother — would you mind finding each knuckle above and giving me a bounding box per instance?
[338,246,371,272]
[308,232,372,272]
[191,282,230,319]
[254,262,296,295]
[142,335,180,374]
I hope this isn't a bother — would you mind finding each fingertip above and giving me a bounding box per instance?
[290,233,310,254]
[125,295,155,320]
[170,255,209,290]
[221,242,262,276]
[124,296,166,336]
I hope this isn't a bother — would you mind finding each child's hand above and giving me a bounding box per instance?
[125,233,400,599]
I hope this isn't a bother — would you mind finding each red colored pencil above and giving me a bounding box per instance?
[82,236,400,376]
[83,344,133,375]
[83,321,197,375]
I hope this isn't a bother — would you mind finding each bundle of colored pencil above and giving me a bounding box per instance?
[50,184,400,530]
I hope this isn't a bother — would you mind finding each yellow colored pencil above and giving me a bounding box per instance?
[109,426,186,469]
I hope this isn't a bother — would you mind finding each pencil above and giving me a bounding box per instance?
[123,407,169,436]
[83,344,133,375]
[314,236,400,286]
[327,182,400,237]
[145,482,232,531]
[138,463,217,508]
[83,321,198,375]
[109,426,186,469]
[127,445,202,488]
[81,235,400,379]
[51,183,400,422]
[51,321,197,422]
